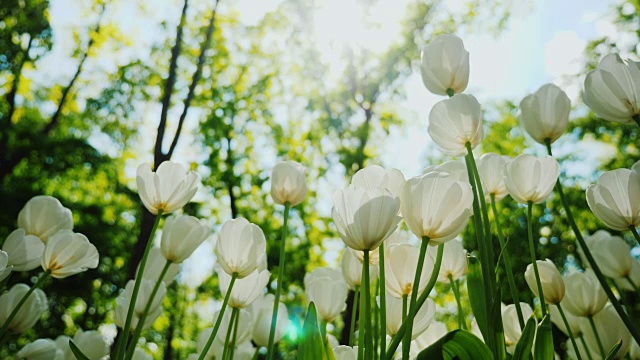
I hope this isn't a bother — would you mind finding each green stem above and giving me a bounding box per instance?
[634,114,640,128]
[386,244,444,360]
[490,194,525,330]
[125,260,172,359]
[358,267,365,360]
[446,88,455,97]
[0,272,12,292]
[320,319,327,342]
[228,307,240,360]
[526,202,547,316]
[579,336,594,360]
[630,226,640,247]
[115,211,163,360]
[266,202,290,360]
[587,315,605,359]
[363,250,373,359]
[545,139,640,344]
[197,272,238,360]
[373,279,379,360]
[557,304,582,360]
[449,275,466,330]
[0,271,50,339]
[349,286,359,346]
[403,238,429,359]
[625,276,639,293]
[379,245,387,360]
[252,347,260,360]
[402,294,407,322]
[220,308,238,360]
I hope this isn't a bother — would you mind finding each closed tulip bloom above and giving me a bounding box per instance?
[115,278,166,332]
[132,348,153,360]
[56,329,108,360]
[0,283,47,333]
[41,230,99,278]
[502,302,534,347]
[340,249,378,289]
[525,259,565,304]
[161,215,209,263]
[304,266,344,288]
[586,169,640,231]
[197,311,253,359]
[333,346,358,360]
[616,258,640,291]
[562,270,607,317]
[249,293,289,347]
[549,303,582,337]
[422,159,468,182]
[18,195,73,242]
[17,339,63,360]
[215,218,267,278]
[518,83,571,144]
[385,244,434,298]
[218,266,270,308]
[436,239,467,283]
[584,54,640,124]
[503,154,559,204]
[428,94,483,156]
[380,294,435,338]
[332,187,401,251]
[420,34,469,96]
[414,321,448,350]
[305,274,349,322]
[270,161,308,206]
[580,304,632,359]
[351,165,406,198]
[581,230,632,279]
[137,247,180,284]
[632,160,640,173]
[401,172,473,244]
[2,229,45,271]
[0,251,12,283]
[136,161,200,215]
[477,153,511,202]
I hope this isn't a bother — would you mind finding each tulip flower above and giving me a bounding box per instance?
[562,271,607,317]
[133,348,153,360]
[503,154,559,204]
[136,161,200,215]
[502,302,534,348]
[340,249,378,290]
[161,214,209,264]
[586,169,640,232]
[17,195,73,242]
[198,309,253,351]
[549,303,582,338]
[580,230,632,279]
[420,34,469,96]
[137,247,180,284]
[583,54,640,125]
[385,244,434,298]
[477,153,511,202]
[615,258,640,292]
[0,251,12,283]
[435,239,467,283]
[580,304,632,359]
[305,271,349,322]
[413,321,448,351]
[351,165,406,198]
[17,338,62,359]
[41,230,99,278]
[56,329,109,360]
[631,339,640,360]
[401,172,473,244]
[218,266,270,309]
[215,218,267,278]
[428,94,483,156]
[633,160,640,173]
[333,345,358,360]
[270,161,308,206]
[380,294,435,338]
[525,259,565,304]
[332,187,401,251]
[249,293,289,347]
[422,159,469,182]
[518,83,571,144]
[0,283,47,333]
[2,228,45,271]
[304,266,344,288]
[115,278,166,332]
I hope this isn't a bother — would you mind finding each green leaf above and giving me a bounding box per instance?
[533,315,553,360]
[298,302,325,360]
[69,339,90,360]
[467,256,489,343]
[489,287,507,360]
[416,330,493,360]
[512,316,537,360]
[604,340,622,360]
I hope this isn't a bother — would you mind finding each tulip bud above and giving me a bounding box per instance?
[477,153,511,202]
[333,345,358,360]
[56,329,109,360]
[525,259,565,304]
[351,165,406,198]
[0,251,12,283]
[379,293,435,338]
[562,270,607,317]
[422,159,468,183]
[401,172,473,244]
[270,161,308,206]
[137,247,180,284]
[2,229,44,271]
[17,338,63,359]
[161,215,209,264]
[502,302,534,347]
[249,293,289,347]
[414,321,448,351]
[428,94,483,156]
[518,83,571,145]
[385,244,434,298]
[340,249,378,290]
[420,34,469,96]
[136,161,200,215]
[584,54,640,124]
[215,218,267,278]
[579,304,632,358]
[436,239,467,283]
[115,278,166,332]
[41,230,99,278]
[0,283,47,333]
[17,195,73,242]
[586,169,640,231]
[305,269,349,322]
[218,266,270,309]
[332,187,401,251]
[580,230,632,279]
[503,154,559,204]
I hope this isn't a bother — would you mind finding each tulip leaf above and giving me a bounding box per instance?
[297,302,325,360]
[533,315,553,360]
[489,287,507,360]
[415,329,493,360]
[467,256,489,342]
[512,316,537,360]
[69,339,90,360]
[604,340,622,360]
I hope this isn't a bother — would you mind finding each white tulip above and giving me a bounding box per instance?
[518,83,571,144]
[414,321,448,351]
[136,161,200,215]
[341,249,378,289]
[332,187,401,251]
[197,309,253,356]
[137,247,180,284]
[503,154,559,204]
[385,244,434,299]
[380,294,435,338]
[422,159,468,183]
[115,278,166,332]
[249,293,289,347]
[333,345,358,360]
[633,160,640,173]
[477,153,511,202]
[132,348,153,360]
[580,230,632,279]
[583,54,640,124]
[2,228,44,271]
[586,169,640,231]
[525,259,565,304]
[41,230,99,278]
[0,283,47,333]
[351,165,406,198]
[0,250,12,283]
[401,172,473,244]
[435,239,467,283]
[218,266,270,309]
[270,161,308,206]
[18,195,73,242]
[502,302,534,347]
[579,304,631,359]
[428,94,483,156]
[161,214,209,263]
[305,270,349,322]
[56,329,108,360]
[215,218,267,278]
[304,267,344,289]
[350,229,411,265]
[16,338,63,360]
[562,270,607,317]
[420,34,469,96]
[549,303,582,337]
[615,258,640,292]
[631,339,640,360]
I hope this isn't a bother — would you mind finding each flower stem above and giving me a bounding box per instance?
[220,308,238,360]
[448,274,466,330]
[0,270,50,339]
[198,272,238,360]
[349,286,359,347]
[490,194,525,330]
[526,202,547,316]
[579,336,594,360]
[630,226,640,247]
[446,88,455,97]
[556,304,582,360]
[402,294,407,322]
[545,139,640,344]
[587,315,605,359]
[358,277,365,360]
[266,202,290,360]
[228,307,240,360]
[379,245,387,360]
[363,249,373,359]
[403,238,429,359]
[115,211,163,360]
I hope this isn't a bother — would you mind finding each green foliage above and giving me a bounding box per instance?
[416,330,493,360]
[512,317,536,360]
